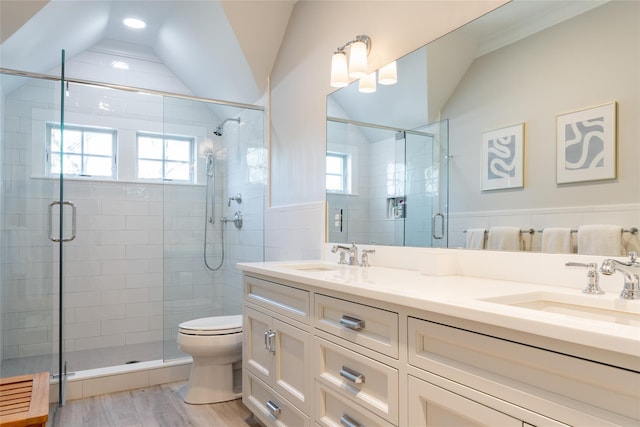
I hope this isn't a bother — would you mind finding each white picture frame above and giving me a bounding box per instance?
[481,123,524,191]
[556,102,617,184]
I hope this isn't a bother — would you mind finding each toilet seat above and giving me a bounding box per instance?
[179,314,242,336]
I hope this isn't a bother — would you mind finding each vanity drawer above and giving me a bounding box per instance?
[408,316,640,423]
[315,382,395,427]
[245,275,310,325]
[245,372,310,427]
[315,294,398,358]
[314,337,398,424]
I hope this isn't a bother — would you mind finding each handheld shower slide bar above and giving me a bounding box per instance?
[204,153,224,271]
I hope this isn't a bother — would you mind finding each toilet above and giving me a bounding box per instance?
[177,314,243,404]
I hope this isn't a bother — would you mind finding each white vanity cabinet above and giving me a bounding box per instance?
[241,267,640,427]
[243,275,312,426]
[407,315,639,426]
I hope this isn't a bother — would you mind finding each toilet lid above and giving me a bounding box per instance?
[179,314,243,336]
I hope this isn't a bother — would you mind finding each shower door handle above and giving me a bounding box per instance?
[432,212,445,240]
[48,201,77,242]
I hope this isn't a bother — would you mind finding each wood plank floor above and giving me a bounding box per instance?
[49,381,261,427]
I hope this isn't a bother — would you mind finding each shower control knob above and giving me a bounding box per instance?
[232,211,243,230]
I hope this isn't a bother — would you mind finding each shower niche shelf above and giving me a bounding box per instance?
[387,196,406,220]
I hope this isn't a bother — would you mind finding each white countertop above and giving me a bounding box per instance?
[237,260,640,361]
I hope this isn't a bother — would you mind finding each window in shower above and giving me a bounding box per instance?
[326,151,351,193]
[47,123,117,178]
[136,132,195,182]
[247,147,268,184]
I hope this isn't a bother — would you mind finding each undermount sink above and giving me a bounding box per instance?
[277,263,340,272]
[482,292,640,326]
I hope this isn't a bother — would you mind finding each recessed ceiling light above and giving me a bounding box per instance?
[124,17,146,29]
[112,61,129,70]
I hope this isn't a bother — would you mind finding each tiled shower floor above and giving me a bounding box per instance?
[0,341,177,378]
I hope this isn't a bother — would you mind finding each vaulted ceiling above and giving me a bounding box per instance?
[0,0,295,104]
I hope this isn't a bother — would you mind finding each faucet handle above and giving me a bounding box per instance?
[628,251,638,264]
[361,249,375,267]
[565,262,604,294]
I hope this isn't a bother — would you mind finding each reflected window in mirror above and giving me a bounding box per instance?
[387,162,405,196]
[326,151,351,194]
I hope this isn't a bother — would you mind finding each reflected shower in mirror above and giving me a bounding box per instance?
[326,0,640,255]
[326,117,448,247]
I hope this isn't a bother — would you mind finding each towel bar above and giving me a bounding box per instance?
[463,229,534,234]
[535,227,638,234]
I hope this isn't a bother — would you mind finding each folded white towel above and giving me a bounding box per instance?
[541,227,572,253]
[487,226,522,251]
[465,228,486,249]
[577,224,623,256]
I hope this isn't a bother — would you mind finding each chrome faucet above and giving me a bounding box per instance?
[599,251,640,300]
[361,249,375,267]
[227,193,242,207]
[331,242,359,265]
[565,262,604,294]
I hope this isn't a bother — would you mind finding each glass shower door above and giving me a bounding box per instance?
[0,63,67,416]
[404,119,449,248]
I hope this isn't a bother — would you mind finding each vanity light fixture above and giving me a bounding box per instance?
[330,35,371,88]
[378,61,398,85]
[124,17,146,29]
[358,72,377,93]
[330,36,398,92]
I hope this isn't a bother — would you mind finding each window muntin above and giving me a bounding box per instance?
[47,124,116,178]
[136,133,194,182]
[326,152,350,193]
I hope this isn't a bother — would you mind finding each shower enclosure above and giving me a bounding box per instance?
[0,62,265,411]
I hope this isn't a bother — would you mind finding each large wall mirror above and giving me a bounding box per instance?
[326,0,639,254]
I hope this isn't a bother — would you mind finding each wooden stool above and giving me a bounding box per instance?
[0,372,49,427]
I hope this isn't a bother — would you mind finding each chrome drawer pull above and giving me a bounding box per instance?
[266,399,281,417]
[268,330,276,354]
[340,414,363,427]
[339,366,365,384]
[340,315,365,330]
[264,329,276,352]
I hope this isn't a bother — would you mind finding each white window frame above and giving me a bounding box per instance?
[326,151,351,194]
[46,123,117,179]
[136,132,195,183]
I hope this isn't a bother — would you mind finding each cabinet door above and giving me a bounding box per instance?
[408,375,522,427]
[244,306,311,414]
[245,306,273,384]
[273,318,311,413]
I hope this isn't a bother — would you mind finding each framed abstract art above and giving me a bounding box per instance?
[556,102,617,184]
[481,123,524,191]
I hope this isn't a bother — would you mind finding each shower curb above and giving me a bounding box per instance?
[48,357,192,403]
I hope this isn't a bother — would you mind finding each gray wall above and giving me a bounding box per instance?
[445,1,639,215]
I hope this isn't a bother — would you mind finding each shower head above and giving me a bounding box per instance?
[213,117,241,136]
